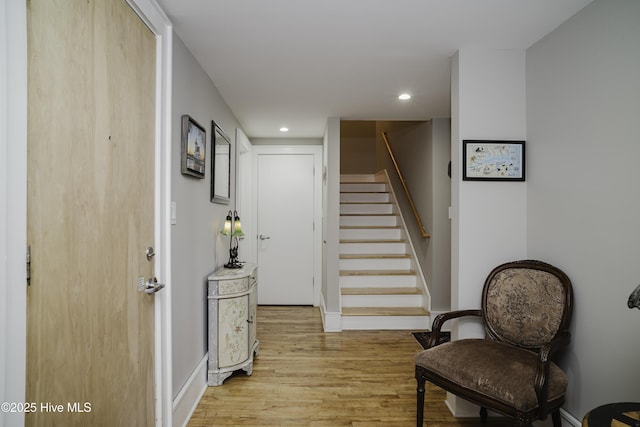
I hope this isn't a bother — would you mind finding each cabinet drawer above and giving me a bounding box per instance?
[218,277,249,295]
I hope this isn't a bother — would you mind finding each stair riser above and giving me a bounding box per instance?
[340,242,408,254]
[340,228,402,240]
[340,174,379,183]
[339,258,411,270]
[341,315,430,331]
[340,216,398,227]
[340,193,390,203]
[340,204,394,215]
[339,275,417,287]
[341,294,424,308]
[340,183,387,192]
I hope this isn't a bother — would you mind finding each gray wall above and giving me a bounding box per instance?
[526,0,640,418]
[171,35,244,398]
[322,117,342,316]
[340,121,377,174]
[428,119,451,311]
[377,121,452,311]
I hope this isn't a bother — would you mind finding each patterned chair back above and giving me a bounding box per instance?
[482,260,573,350]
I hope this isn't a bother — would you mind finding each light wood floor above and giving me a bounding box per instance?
[188,306,512,427]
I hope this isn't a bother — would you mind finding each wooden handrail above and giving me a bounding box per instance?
[381,132,430,238]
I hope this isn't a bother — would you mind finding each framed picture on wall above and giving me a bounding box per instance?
[181,115,206,179]
[462,140,525,181]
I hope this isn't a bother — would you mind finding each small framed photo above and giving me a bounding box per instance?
[181,115,206,178]
[462,140,525,181]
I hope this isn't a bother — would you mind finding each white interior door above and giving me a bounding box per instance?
[255,148,320,305]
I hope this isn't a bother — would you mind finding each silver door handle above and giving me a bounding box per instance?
[259,234,271,240]
[145,277,165,294]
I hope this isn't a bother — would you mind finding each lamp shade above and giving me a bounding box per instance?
[233,213,244,237]
[221,211,233,236]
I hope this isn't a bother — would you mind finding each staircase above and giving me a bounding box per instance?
[340,172,430,330]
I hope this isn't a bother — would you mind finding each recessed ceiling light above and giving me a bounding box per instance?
[280,127,289,132]
[398,93,411,100]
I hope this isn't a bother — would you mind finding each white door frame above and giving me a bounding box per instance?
[252,145,323,307]
[236,128,254,264]
[1,1,174,426]
[1,3,28,427]
[125,2,173,425]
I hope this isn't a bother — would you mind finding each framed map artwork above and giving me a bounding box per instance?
[462,140,525,181]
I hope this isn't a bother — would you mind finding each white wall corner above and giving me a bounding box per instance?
[172,354,208,427]
[320,294,342,332]
[450,47,528,417]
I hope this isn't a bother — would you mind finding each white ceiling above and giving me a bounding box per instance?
[155,0,593,138]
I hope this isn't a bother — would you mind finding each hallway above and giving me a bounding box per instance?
[188,306,511,426]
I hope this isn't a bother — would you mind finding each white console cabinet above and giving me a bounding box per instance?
[207,263,258,386]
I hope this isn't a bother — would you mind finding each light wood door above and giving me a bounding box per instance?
[26,1,157,426]
[256,153,315,305]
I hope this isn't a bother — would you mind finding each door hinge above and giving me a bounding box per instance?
[26,245,31,286]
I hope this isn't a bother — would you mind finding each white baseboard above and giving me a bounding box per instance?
[531,409,581,426]
[173,354,208,427]
[320,295,342,332]
[446,395,580,426]
[559,408,581,427]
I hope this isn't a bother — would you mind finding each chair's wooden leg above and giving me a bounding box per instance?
[552,410,562,427]
[480,406,488,423]
[416,376,426,427]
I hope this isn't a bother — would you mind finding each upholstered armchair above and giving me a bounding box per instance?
[415,260,574,427]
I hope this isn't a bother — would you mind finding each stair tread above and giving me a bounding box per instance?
[340,225,402,229]
[340,175,384,182]
[340,269,416,276]
[340,253,410,259]
[342,307,430,316]
[340,190,389,193]
[340,181,386,184]
[340,213,397,217]
[340,202,392,206]
[341,287,422,295]
[340,239,407,243]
